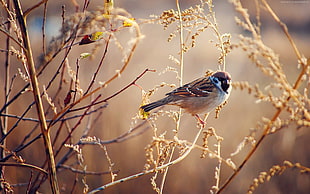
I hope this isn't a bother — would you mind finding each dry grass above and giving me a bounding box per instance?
[0,0,309,193]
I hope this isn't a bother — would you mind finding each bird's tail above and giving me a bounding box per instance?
[140,97,173,112]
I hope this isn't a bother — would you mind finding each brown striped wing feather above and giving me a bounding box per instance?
[166,77,214,97]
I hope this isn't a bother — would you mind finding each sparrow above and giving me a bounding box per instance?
[140,71,232,123]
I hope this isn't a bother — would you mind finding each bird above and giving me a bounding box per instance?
[140,71,232,124]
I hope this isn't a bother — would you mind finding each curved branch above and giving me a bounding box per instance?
[0,162,48,175]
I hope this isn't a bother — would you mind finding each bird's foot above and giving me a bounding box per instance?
[195,114,206,128]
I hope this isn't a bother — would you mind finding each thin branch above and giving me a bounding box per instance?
[81,120,149,145]
[0,104,107,123]
[24,0,47,17]
[0,27,25,50]
[0,102,33,144]
[1,0,12,180]
[84,34,111,95]
[58,164,119,175]
[53,68,152,124]
[26,171,34,193]
[0,134,42,163]
[54,95,101,159]
[13,0,59,193]
[56,118,149,170]
[261,0,302,61]
[42,0,47,55]
[88,125,204,194]
[0,162,48,175]
[50,14,142,126]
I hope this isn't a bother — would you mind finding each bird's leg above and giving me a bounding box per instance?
[195,114,206,128]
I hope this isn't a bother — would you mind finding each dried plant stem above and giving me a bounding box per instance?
[3,0,11,132]
[59,164,118,175]
[261,0,307,90]
[176,0,184,84]
[0,0,11,180]
[218,77,309,194]
[247,161,310,193]
[159,1,185,193]
[217,110,281,193]
[88,125,204,194]
[217,2,310,193]
[13,0,59,193]
[261,0,302,60]
[214,138,222,192]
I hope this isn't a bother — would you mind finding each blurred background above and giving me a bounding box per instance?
[1,0,309,193]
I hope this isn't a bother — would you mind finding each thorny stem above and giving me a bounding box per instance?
[12,0,60,193]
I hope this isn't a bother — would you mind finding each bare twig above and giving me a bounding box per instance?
[84,34,112,95]
[80,120,149,145]
[88,125,204,194]
[261,0,302,61]
[54,95,101,159]
[0,134,42,163]
[42,1,47,55]
[13,0,59,193]
[58,164,119,175]
[56,68,152,167]
[0,162,48,175]
[0,0,12,182]
[24,0,47,16]
[49,14,142,127]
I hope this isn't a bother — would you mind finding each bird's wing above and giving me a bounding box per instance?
[166,77,215,97]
